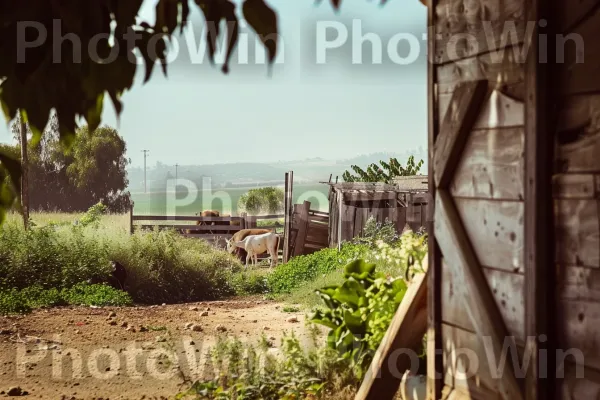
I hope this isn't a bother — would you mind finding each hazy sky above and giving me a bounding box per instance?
[0,0,428,168]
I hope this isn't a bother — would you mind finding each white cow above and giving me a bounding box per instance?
[226,232,280,269]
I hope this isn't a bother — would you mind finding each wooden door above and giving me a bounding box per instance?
[429,79,527,400]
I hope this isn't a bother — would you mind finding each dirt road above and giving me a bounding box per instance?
[0,297,317,399]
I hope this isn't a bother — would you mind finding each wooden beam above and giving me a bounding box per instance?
[131,215,245,222]
[433,80,489,188]
[343,191,398,203]
[328,182,400,191]
[525,0,555,398]
[434,190,523,400]
[355,271,428,400]
[283,171,292,263]
[291,201,311,257]
[427,0,443,395]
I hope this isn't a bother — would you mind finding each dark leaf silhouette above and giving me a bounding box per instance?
[242,0,279,66]
[222,0,240,74]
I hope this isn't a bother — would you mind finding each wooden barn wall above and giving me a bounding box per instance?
[432,0,528,397]
[432,0,600,398]
[554,2,600,397]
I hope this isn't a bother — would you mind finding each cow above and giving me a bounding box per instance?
[226,232,280,269]
[186,210,221,234]
[227,228,272,261]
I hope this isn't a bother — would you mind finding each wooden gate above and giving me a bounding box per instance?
[431,80,526,400]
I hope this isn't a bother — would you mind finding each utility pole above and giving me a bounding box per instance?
[19,113,29,230]
[142,150,149,193]
[175,163,179,182]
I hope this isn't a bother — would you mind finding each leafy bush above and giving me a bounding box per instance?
[0,222,112,290]
[267,243,370,294]
[310,260,408,380]
[177,330,358,400]
[0,217,243,305]
[77,202,107,227]
[353,216,399,247]
[61,283,133,307]
[0,284,132,315]
[238,187,284,215]
[110,229,240,303]
[229,270,270,295]
[342,155,424,184]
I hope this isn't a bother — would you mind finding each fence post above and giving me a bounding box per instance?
[292,201,311,257]
[129,203,134,235]
[240,212,247,230]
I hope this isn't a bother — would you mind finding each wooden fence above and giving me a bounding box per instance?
[327,182,430,248]
[287,200,330,258]
[129,207,284,242]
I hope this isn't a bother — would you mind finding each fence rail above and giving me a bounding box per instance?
[129,206,285,238]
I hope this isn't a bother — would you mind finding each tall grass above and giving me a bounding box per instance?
[1,213,243,305]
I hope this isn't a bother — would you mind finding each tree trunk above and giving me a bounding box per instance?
[19,114,29,230]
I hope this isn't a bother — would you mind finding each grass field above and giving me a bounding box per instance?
[128,183,330,215]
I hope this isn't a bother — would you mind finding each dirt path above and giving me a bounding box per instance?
[0,297,317,399]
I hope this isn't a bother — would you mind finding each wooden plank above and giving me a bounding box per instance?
[558,5,600,95]
[434,191,523,400]
[559,362,600,400]
[343,191,397,203]
[434,0,526,64]
[328,182,400,191]
[553,174,597,199]
[340,203,356,244]
[442,324,507,399]
[556,0,600,33]
[454,198,524,273]
[182,234,233,240]
[524,2,555,395]
[437,46,525,95]
[451,128,524,200]
[555,199,600,268]
[292,201,311,257]
[434,80,489,188]
[557,266,600,372]
[397,207,407,234]
[442,259,525,343]
[356,272,428,400]
[427,1,443,394]
[438,88,525,131]
[135,224,243,232]
[556,96,600,174]
[132,215,244,222]
[283,171,293,262]
[558,298,600,371]
[254,214,285,220]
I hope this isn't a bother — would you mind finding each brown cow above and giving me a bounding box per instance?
[227,228,272,261]
[186,210,221,234]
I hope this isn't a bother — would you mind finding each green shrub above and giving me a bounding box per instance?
[110,229,240,303]
[177,330,358,400]
[238,187,284,215]
[0,217,243,305]
[267,243,369,294]
[0,289,32,315]
[61,283,133,307]
[0,284,132,315]
[229,270,270,295]
[353,216,399,247]
[310,260,408,380]
[0,222,112,290]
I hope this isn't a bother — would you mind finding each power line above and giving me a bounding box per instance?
[142,150,150,193]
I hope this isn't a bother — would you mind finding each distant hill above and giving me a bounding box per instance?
[126,150,428,192]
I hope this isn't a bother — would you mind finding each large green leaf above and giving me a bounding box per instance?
[343,309,366,335]
[343,259,376,280]
[333,280,364,308]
